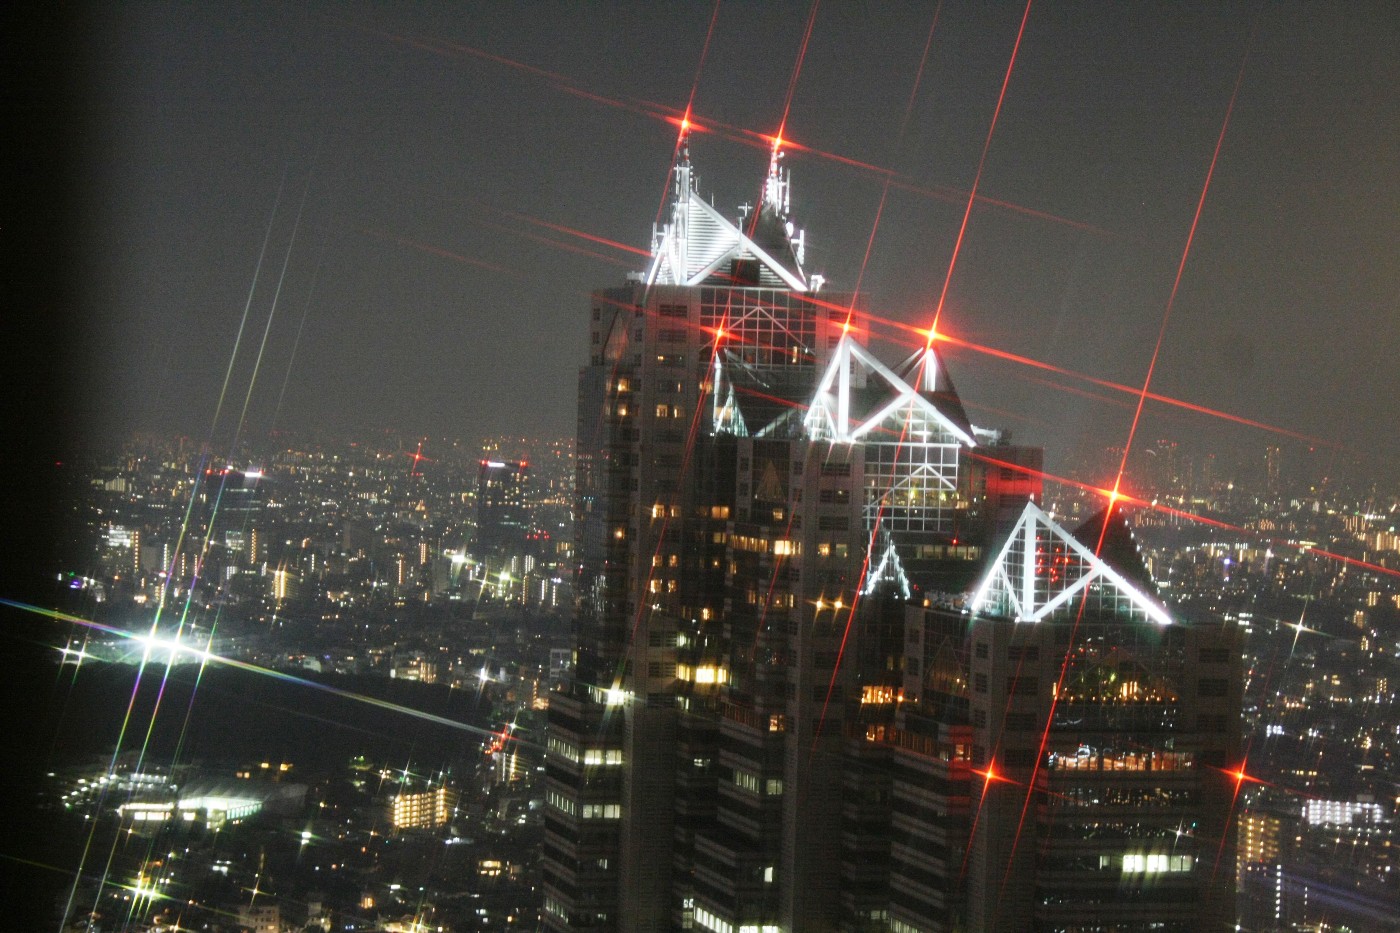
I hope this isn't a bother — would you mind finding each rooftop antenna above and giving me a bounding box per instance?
[763,136,789,215]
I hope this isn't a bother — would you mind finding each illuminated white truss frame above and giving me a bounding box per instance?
[969,501,1172,626]
[646,147,810,292]
[803,337,977,447]
[711,353,748,437]
[710,300,817,438]
[864,530,912,600]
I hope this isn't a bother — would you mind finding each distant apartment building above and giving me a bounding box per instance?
[386,785,458,831]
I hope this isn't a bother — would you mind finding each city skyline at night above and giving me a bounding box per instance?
[5,4,1400,931]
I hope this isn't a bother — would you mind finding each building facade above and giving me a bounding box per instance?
[475,458,530,559]
[543,141,1240,933]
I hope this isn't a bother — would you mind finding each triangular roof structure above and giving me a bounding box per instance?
[969,500,1172,626]
[893,347,974,442]
[646,139,814,292]
[712,353,814,439]
[1071,505,1156,593]
[864,529,912,600]
[804,334,977,446]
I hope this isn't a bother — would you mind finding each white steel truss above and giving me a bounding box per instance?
[804,337,976,447]
[709,298,818,438]
[969,501,1172,626]
[711,354,749,437]
[863,529,912,600]
[646,143,811,292]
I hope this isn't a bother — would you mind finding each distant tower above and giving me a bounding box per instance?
[474,459,528,559]
[1264,444,1282,494]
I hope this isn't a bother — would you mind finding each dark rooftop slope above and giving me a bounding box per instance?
[1071,505,1157,593]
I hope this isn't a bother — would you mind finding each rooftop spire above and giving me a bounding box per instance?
[645,139,812,293]
[763,137,789,215]
[674,126,693,199]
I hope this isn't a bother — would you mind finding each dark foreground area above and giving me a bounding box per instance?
[3,614,491,928]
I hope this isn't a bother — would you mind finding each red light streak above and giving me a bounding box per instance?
[409,33,574,86]
[503,211,651,257]
[847,4,945,327]
[551,81,680,125]
[926,0,1033,347]
[1108,28,1253,503]
[663,0,721,213]
[925,329,1329,446]
[847,184,890,323]
[371,15,1109,248]
[753,508,802,653]
[814,395,920,751]
[973,449,1400,579]
[403,440,432,477]
[616,299,733,693]
[361,228,518,278]
[768,134,895,177]
[900,4,943,138]
[1227,764,1263,790]
[886,175,1111,236]
[961,756,1018,880]
[1215,760,1267,874]
[379,15,1122,260]
[476,216,635,267]
[687,1,722,121]
[776,0,823,150]
[813,532,874,752]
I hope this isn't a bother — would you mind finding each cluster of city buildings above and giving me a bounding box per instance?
[542,140,1252,933]
[80,434,573,614]
[53,142,1400,932]
[54,740,545,933]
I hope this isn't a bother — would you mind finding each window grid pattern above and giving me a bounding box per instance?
[700,288,816,367]
[862,408,962,535]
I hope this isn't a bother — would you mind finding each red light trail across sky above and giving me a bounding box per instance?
[502,211,651,258]
[780,292,1334,451]
[926,0,1033,348]
[478,217,636,268]
[847,3,945,323]
[1106,23,1255,506]
[369,15,1109,247]
[886,175,1115,237]
[775,0,823,156]
[654,0,722,231]
[362,228,521,277]
[997,26,1305,881]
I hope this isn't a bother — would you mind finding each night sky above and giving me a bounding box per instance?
[20,2,1400,484]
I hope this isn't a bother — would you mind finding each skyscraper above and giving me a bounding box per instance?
[475,458,529,559]
[544,141,1240,933]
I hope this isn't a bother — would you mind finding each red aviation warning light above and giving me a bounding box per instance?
[923,325,939,351]
[973,762,1014,788]
[1225,763,1264,791]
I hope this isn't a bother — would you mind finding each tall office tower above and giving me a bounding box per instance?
[545,141,1235,933]
[550,138,973,932]
[550,138,839,931]
[900,502,1241,932]
[195,466,268,584]
[475,458,529,558]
